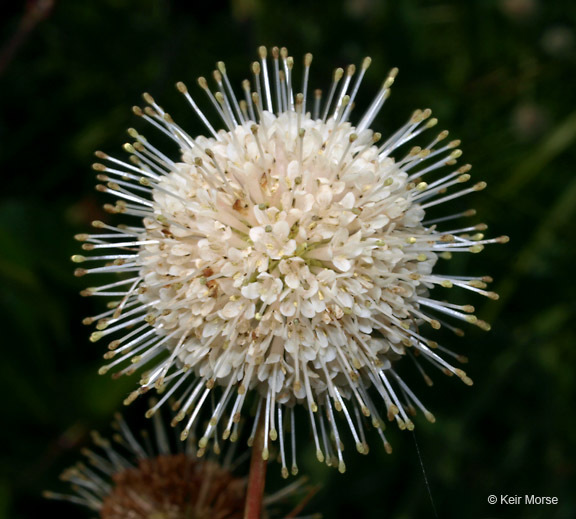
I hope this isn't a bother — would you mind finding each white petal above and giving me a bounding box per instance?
[280,300,296,317]
[241,283,261,299]
[220,300,242,319]
[333,256,352,272]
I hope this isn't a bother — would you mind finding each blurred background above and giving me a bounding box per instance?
[0,0,575,518]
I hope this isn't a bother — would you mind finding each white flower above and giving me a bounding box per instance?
[74,46,508,476]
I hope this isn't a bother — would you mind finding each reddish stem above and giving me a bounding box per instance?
[285,483,321,519]
[0,0,55,76]
[243,415,268,519]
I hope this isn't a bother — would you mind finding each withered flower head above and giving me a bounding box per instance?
[45,407,311,518]
[45,411,246,518]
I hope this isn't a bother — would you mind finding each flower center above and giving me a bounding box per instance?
[100,455,245,519]
[137,111,431,408]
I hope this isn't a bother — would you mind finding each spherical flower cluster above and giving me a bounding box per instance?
[74,46,507,475]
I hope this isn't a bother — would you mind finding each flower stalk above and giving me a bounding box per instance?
[244,414,268,519]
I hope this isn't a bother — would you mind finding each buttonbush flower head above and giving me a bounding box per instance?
[74,46,507,476]
[45,407,306,518]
